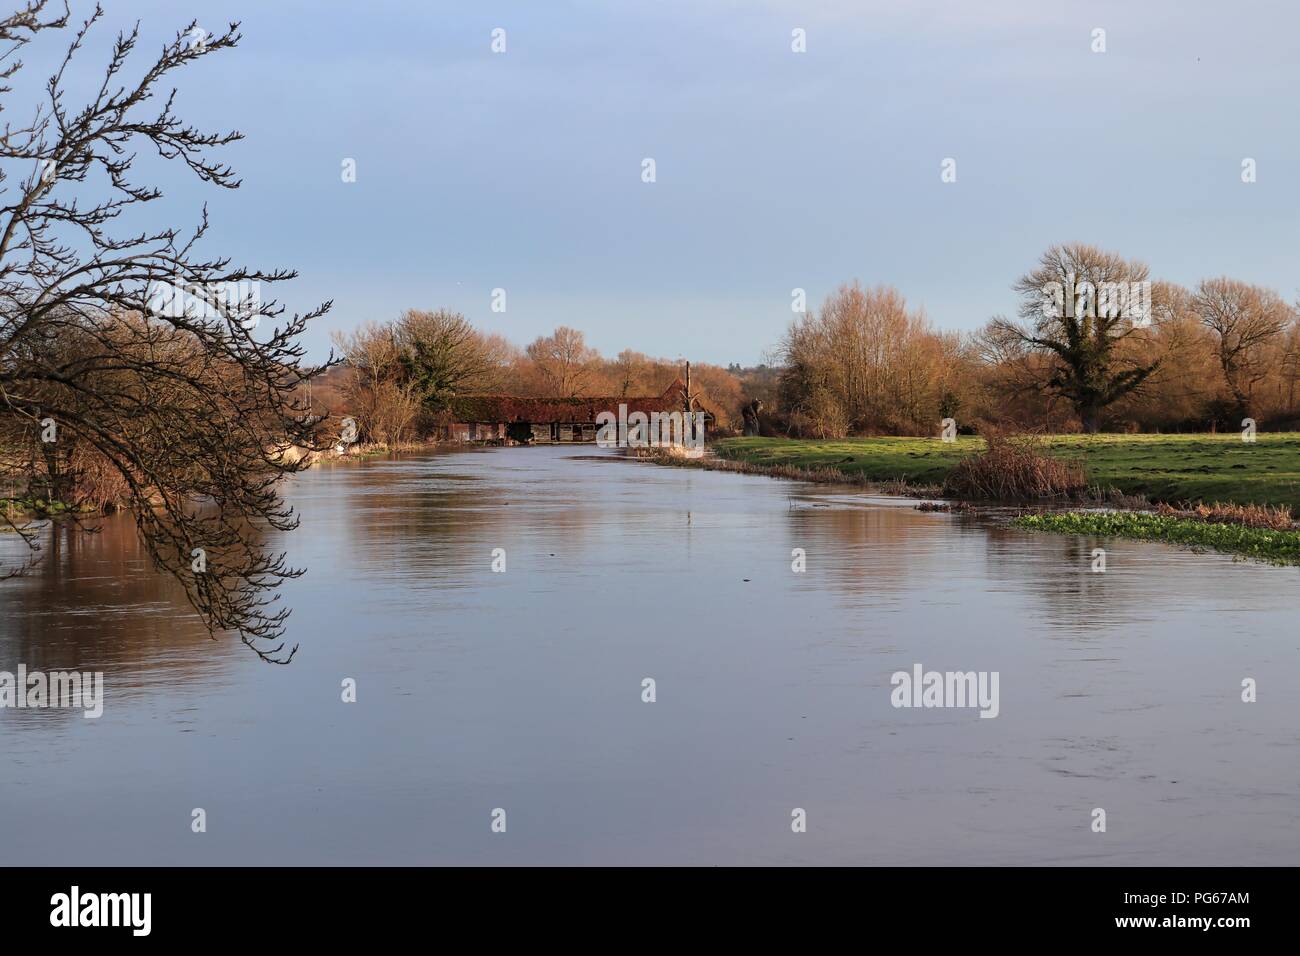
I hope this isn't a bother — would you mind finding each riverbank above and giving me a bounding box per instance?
[682,435,1300,565]
[1013,510,1300,565]
[2,495,99,523]
[646,444,946,496]
[712,434,1300,510]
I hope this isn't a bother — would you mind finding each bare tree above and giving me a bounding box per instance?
[330,322,421,445]
[525,325,597,397]
[1192,277,1291,418]
[474,330,520,392]
[613,348,646,397]
[777,282,953,435]
[0,4,333,661]
[1282,303,1300,417]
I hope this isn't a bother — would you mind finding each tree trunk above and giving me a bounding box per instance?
[1080,404,1101,434]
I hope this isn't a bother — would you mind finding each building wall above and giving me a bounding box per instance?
[448,419,711,444]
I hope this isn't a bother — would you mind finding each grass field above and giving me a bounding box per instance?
[712,434,1300,510]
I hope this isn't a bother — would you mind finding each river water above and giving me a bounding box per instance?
[1,445,1296,865]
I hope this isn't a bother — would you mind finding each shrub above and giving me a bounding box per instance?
[942,433,1087,500]
[1155,500,1294,530]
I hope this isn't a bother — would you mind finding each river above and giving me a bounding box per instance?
[1,445,1296,864]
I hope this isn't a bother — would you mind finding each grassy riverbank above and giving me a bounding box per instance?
[712,434,1300,510]
[2,495,99,521]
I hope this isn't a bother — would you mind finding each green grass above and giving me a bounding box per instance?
[1013,511,1300,565]
[0,496,93,520]
[713,434,1300,510]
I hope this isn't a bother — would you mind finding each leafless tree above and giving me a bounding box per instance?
[778,282,954,435]
[1192,277,1292,417]
[525,325,597,397]
[330,322,422,445]
[613,348,645,397]
[0,3,333,661]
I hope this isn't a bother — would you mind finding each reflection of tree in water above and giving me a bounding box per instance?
[341,455,600,583]
[783,502,957,598]
[974,521,1250,631]
[977,523,1123,629]
[0,514,239,716]
[783,500,1184,631]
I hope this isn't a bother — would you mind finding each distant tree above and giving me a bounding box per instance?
[1280,306,1300,418]
[0,5,333,661]
[993,243,1157,433]
[331,310,509,439]
[525,326,597,397]
[777,282,953,435]
[1192,278,1292,418]
[734,363,781,417]
[393,309,502,407]
[613,349,647,396]
[1109,281,1218,430]
[329,322,421,444]
[475,331,521,390]
[685,363,745,428]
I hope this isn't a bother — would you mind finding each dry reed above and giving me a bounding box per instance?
[941,433,1087,500]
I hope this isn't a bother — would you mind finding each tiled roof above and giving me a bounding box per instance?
[446,393,686,424]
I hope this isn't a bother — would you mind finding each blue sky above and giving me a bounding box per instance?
[18,0,1300,365]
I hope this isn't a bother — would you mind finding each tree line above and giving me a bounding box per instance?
[324,311,744,445]
[327,241,1300,444]
[775,242,1300,437]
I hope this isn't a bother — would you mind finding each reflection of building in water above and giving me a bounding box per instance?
[341,450,603,580]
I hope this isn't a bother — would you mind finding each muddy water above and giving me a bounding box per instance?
[1,445,1296,864]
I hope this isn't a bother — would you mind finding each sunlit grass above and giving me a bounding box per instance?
[713,433,1300,509]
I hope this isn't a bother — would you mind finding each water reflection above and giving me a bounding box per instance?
[0,515,238,708]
